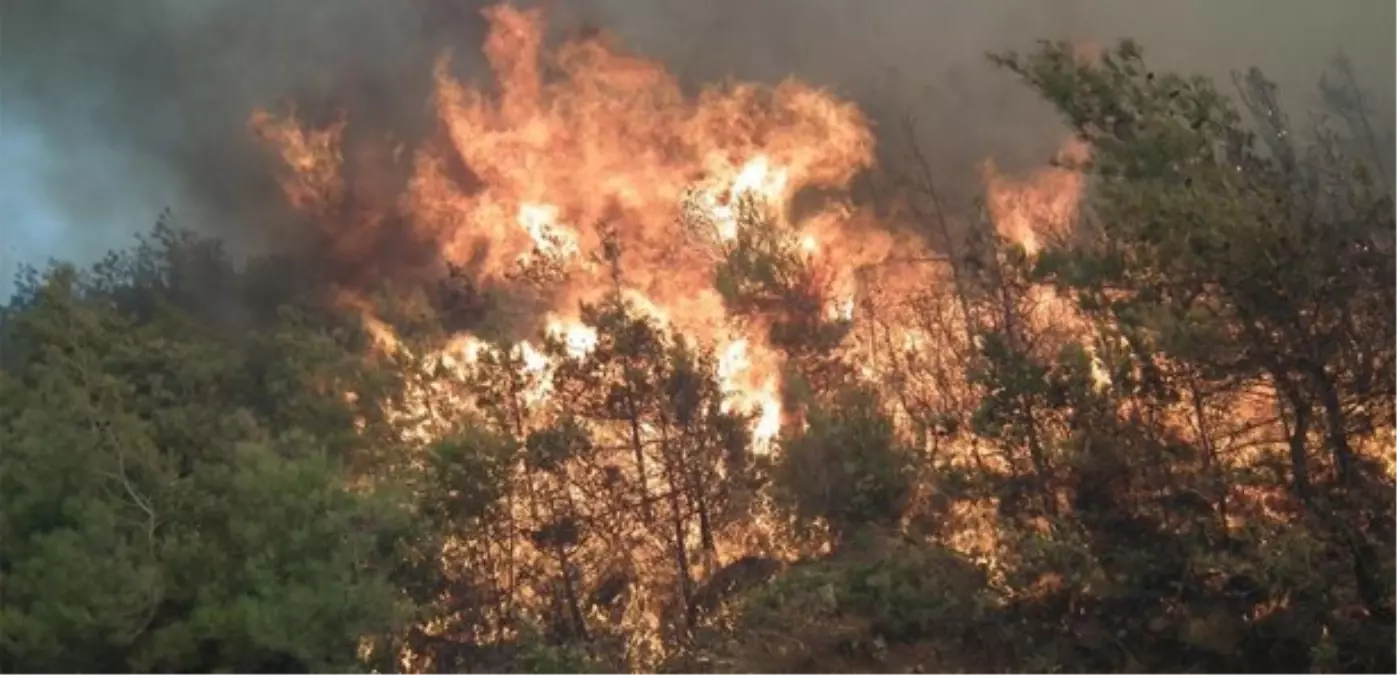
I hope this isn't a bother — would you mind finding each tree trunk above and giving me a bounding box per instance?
[689,430,718,564]
[661,428,696,632]
[1307,365,1355,485]
[557,546,589,641]
[623,383,654,524]
[1273,372,1312,503]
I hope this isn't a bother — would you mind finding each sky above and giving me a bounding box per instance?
[1,126,68,284]
[2,127,167,298]
[2,0,1393,297]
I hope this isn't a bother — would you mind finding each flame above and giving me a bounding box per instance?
[244,6,1182,655]
[752,379,783,449]
[516,201,579,259]
[251,6,883,453]
[249,109,346,214]
[546,316,599,359]
[709,155,791,241]
[982,138,1090,254]
[716,338,784,451]
[248,7,1103,461]
[242,7,1379,664]
[441,334,487,369]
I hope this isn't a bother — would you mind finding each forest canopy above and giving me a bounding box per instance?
[1,29,1394,675]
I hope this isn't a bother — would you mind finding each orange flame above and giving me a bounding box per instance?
[238,7,1266,662]
[983,138,1090,254]
[251,6,1102,464]
[252,5,883,450]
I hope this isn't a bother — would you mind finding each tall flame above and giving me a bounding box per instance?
[251,5,884,451]
[239,6,1190,665]
[249,7,1100,455]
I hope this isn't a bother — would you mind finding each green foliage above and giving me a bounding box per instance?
[514,637,606,674]
[772,388,916,547]
[711,196,853,364]
[712,197,811,317]
[3,38,1394,675]
[724,541,995,672]
[984,39,1396,672]
[424,425,516,526]
[0,239,414,672]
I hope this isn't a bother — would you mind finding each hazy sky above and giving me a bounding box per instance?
[2,115,171,291]
[2,0,1392,294]
[1,125,64,284]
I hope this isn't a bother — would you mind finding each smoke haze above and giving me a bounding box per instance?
[3,0,1392,281]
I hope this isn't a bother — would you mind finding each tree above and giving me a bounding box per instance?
[991,39,1396,670]
[771,387,915,551]
[0,254,414,672]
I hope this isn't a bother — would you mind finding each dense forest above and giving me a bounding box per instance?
[2,23,1394,675]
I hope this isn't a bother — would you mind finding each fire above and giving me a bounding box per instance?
[717,338,785,451]
[248,109,345,214]
[250,6,1099,461]
[252,5,878,452]
[440,334,486,369]
[516,202,579,259]
[237,12,1395,664]
[982,138,1090,254]
[709,155,791,241]
[242,4,1342,665]
[545,316,599,359]
[752,380,783,448]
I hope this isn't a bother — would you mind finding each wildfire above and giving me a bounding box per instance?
[248,4,1109,467]
[717,338,785,451]
[249,0,1110,585]
[545,315,599,359]
[708,155,791,241]
[251,4,883,453]
[982,138,1090,254]
[516,201,579,260]
[237,5,1358,666]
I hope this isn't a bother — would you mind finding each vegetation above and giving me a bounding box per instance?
[2,43,1392,673]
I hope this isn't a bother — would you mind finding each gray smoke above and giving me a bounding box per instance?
[557,0,1394,199]
[3,0,1392,278]
[2,0,495,272]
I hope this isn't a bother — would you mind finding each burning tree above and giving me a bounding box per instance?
[2,5,1393,674]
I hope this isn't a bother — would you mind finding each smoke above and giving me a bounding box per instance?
[3,0,1392,284]
[556,0,1394,200]
[2,0,486,270]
